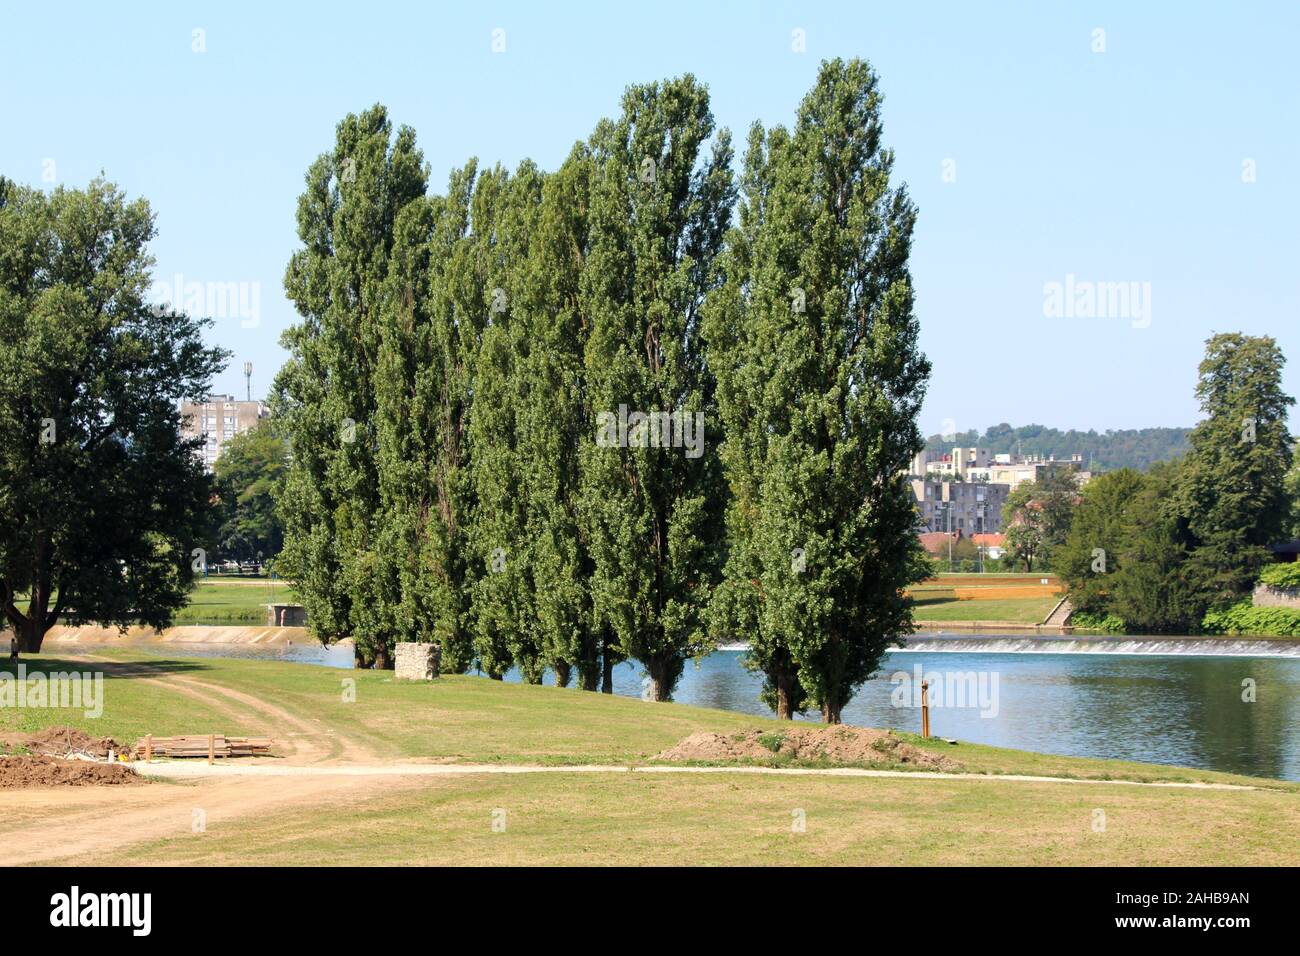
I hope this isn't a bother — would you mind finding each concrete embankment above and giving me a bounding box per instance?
[7,624,310,647]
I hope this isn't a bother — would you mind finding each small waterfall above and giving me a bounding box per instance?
[897,635,1300,657]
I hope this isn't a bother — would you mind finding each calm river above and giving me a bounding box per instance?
[150,634,1300,781]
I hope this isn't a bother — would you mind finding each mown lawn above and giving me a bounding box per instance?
[7,650,1298,867]
[8,650,1293,790]
[79,764,1300,867]
[172,579,300,624]
[0,656,265,745]
[911,595,1059,623]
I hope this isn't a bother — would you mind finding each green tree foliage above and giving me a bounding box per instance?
[925,424,1190,471]
[1259,562,1300,589]
[211,421,289,565]
[465,163,547,681]
[0,177,226,653]
[1055,468,1147,611]
[707,59,931,723]
[1057,335,1295,633]
[372,161,479,672]
[1104,463,1205,632]
[516,146,605,690]
[273,106,428,667]
[1175,334,1295,606]
[1000,471,1079,572]
[579,75,735,701]
[276,66,939,707]
[1284,457,1300,538]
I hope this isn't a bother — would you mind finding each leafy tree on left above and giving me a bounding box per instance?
[0,177,228,654]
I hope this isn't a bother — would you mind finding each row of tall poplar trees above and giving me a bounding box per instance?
[273,59,931,722]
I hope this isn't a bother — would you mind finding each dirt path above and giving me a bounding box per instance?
[135,760,1266,791]
[66,654,378,764]
[0,773,417,866]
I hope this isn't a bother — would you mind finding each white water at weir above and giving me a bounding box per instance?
[899,636,1300,657]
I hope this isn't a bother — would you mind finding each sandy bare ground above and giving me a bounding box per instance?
[0,655,392,864]
[0,773,424,865]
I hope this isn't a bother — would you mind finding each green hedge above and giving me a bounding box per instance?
[1258,563,1300,589]
[1069,610,1126,634]
[1202,599,1300,637]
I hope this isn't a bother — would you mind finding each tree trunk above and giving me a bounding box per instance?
[600,650,614,694]
[647,659,674,702]
[821,700,842,725]
[373,644,392,670]
[18,616,45,655]
[775,670,797,720]
[553,661,572,688]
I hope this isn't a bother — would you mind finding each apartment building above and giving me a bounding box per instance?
[180,395,269,471]
[914,446,991,481]
[910,477,1009,535]
[912,448,1090,491]
[984,454,1088,491]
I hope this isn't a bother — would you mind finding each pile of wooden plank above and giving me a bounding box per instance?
[133,735,273,760]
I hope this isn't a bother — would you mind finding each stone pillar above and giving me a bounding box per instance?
[395,642,441,680]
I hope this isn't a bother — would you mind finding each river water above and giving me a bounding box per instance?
[147,634,1300,781]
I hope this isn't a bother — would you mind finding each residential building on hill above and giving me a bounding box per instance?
[910,447,1090,491]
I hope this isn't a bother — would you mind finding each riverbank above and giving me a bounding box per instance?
[13,624,310,646]
[2,650,1295,866]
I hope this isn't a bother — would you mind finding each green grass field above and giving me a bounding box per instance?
[5,650,1297,866]
[911,595,1059,624]
[5,649,1291,786]
[89,767,1300,867]
[12,578,300,626]
[171,579,299,624]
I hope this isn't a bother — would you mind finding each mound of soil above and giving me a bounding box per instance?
[655,726,962,771]
[0,755,143,789]
[0,726,123,759]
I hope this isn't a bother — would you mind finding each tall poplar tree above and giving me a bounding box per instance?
[373,162,479,671]
[516,145,605,689]
[707,59,931,723]
[466,163,547,681]
[580,77,734,701]
[274,106,427,667]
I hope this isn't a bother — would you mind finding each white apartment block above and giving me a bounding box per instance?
[911,448,1089,492]
[180,395,269,471]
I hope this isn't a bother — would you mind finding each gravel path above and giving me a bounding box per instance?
[135,760,1263,790]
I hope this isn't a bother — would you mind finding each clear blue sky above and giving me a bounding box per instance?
[3,1,1296,433]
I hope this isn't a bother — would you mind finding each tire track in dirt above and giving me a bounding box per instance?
[67,655,375,764]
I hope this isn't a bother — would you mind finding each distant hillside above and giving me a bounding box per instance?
[923,423,1191,472]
